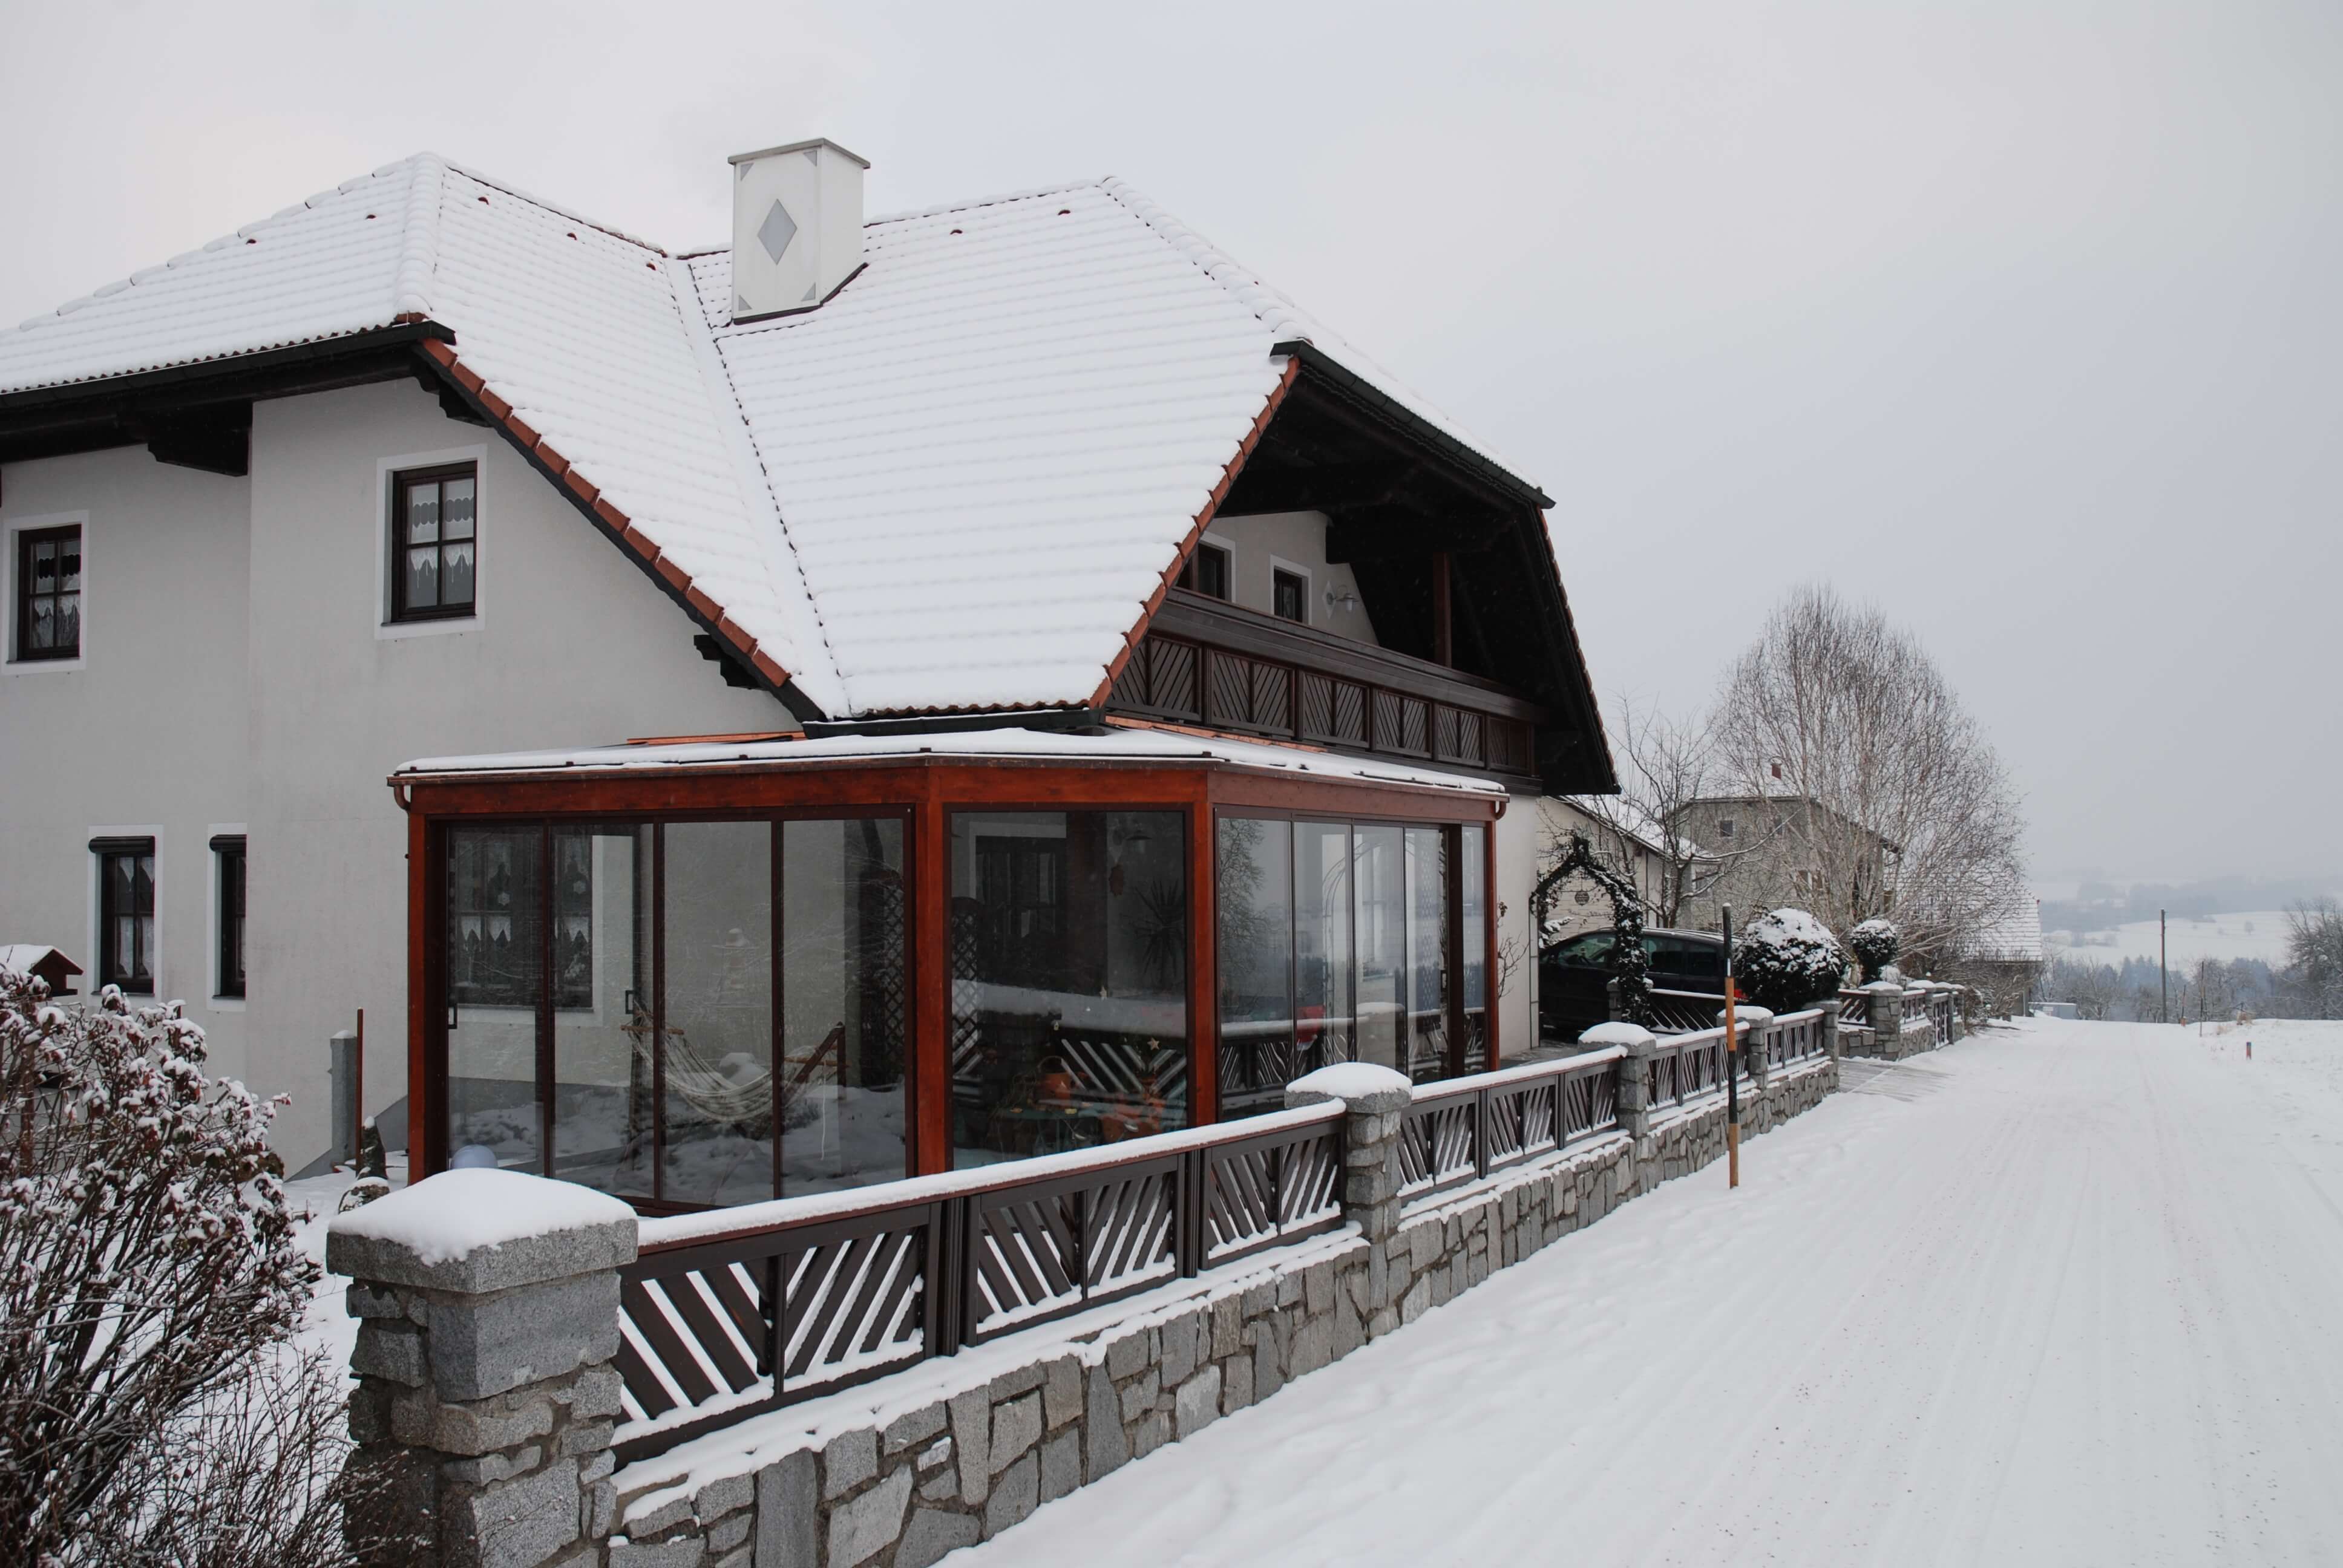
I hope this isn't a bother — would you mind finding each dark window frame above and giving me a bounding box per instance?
[15,523,83,662]
[1271,566,1308,626]
[93,835,156,995]
[212,834,247,999]
[388,462,480,624]
[1175,538,1233,602]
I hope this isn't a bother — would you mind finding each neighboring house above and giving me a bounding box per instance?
[1536,797,1686,939]
[1671,774,1896,936]
[0,142,1616,1193]
[1941,881,2044,1018]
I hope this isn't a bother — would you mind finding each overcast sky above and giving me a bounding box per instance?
[4,1,2335,886]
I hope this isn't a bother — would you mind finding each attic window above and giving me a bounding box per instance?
[1718,818,1736,840]
[1176,540,1231,601]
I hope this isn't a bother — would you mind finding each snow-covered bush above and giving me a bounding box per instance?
[1732,909,1849,1013]
[0,967,373,1564]
[1849,918,1901,984]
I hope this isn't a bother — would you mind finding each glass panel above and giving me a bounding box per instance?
[780,818,908,1195]
[1404,826,1450,1082]
[31,538,56,591]
[446,828,543,1172]
[1216,817,1294,1120]
[407,479,440,544]
[441,540,475,607]
[950,811,1187,1169]
[550,827,654,1199]
[1294,822,1354,1073]
[661,821,774,1206]
[58,534,80,592]
[54,595,77,652]
[28,598,51,649]
[441,475,476,540]
[405,546,439,609]
[1352,825,1404,1071]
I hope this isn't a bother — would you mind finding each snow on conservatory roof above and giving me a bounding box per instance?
[0,156,1541,723]
[392,722,1509,799]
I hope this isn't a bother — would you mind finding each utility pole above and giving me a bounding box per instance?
[2161,909,2169,1022]
[1723,904,1740,1189]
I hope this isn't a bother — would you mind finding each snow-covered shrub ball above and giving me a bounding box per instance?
[1732,908,1848,1013]
[1849,918,1901,984]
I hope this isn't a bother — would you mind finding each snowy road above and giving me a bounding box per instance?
[963,1019,2343,1566]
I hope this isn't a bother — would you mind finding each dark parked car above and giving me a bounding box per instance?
[1538,927,1726,1044]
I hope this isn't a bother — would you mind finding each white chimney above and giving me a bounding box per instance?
[727,138,869,322]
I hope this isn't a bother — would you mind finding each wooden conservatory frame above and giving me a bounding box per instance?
[394,735,1504,1204]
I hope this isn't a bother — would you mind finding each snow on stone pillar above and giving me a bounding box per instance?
[1288,1062,1412,1339]
[327,1169,638,1568]
[1581,1022,1657,1142]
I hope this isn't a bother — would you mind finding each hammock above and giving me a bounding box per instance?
[621,1011,840,1126]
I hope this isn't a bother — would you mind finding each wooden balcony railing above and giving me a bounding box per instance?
[1111,591,1542,779]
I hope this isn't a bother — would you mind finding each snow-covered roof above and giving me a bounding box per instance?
[391,720,1509,799]
[2,155,1539,722]
[1556,795,1706,861]
[0,942,80,976]
[1961,884,2045,964]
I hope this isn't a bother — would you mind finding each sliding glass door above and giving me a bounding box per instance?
[439,813,909,1209]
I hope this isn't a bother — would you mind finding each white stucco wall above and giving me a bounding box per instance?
[1,449,254,1076]
[1196,511,1377,645]
[1493,791,1541,1056]
[1,379,788,1167]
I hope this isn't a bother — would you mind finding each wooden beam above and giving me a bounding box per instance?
[1432,551,1453,668]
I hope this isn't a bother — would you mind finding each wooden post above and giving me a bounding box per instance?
[1723,905,1740,1190]
[1431,552,1453,668]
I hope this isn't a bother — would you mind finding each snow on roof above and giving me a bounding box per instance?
[1961,883,2045,964]
[0,943,80,975]
[391,721,1509,799]
[2,158,1540,723]
[1557,795,1705,861]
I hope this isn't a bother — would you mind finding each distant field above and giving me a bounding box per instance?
[2048,910,2296,969]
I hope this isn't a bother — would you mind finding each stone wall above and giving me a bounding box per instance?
[333,1057,1841,1568]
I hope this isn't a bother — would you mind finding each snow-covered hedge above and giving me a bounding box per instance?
[0,965,369,1560]
[1732,908,1849,1013]
[1849,918,1901,984]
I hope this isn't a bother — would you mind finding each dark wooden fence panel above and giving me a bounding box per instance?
[614,1105,1346,1463]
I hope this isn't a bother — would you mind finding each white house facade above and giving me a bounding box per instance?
[0,145,1614,1183]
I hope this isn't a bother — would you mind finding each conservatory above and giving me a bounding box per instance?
[392,724,1502,1212]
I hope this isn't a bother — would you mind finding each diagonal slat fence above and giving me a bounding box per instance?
[611,1105,1343,1463]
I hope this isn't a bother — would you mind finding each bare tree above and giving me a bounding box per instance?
[2285,899,2343,1018]
[1565,695,1777,927]
[1711,584,2027,962]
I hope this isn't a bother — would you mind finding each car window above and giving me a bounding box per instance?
[1554,932,1616,969]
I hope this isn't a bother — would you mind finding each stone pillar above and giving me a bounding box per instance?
[1863,980,1904,1057]
[1578,1022,1656,1142]
[1738,1007,1774,1094]
[328,1170,638,1568]
[1288,1063,1412,1338]
[1821,1003,1841,1063]
[1288,1064,1411,1244]
[331,1028,361,1165]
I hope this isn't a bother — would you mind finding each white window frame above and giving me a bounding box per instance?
[375,443,489,641]
[1268,556,1312,627]
[3,510,91,673]
[207,822,247,1011]
[88,823,163,999]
